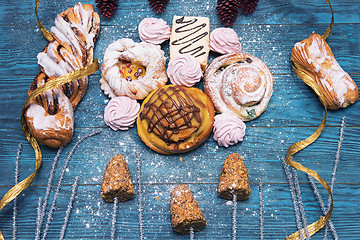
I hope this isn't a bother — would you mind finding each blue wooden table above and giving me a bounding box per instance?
[0,0,359,239]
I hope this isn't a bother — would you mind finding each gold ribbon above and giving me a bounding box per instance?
[0,0,99,238]
[285,0,335,239]
[35,0,54,42]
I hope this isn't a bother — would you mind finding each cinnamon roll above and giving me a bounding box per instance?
[203,53,273,121]
[100,38,168,100]
[137,85,215,154]
[291,32,358,110]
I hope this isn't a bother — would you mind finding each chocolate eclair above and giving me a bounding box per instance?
[137,85,215,154]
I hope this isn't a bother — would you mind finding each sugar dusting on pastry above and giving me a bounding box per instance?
[100,38,167,100]
[204,53,273,121]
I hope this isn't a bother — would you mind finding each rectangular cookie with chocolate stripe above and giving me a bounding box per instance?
[169,16,210,71]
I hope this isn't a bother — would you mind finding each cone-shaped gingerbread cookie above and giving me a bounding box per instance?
[170,184,207,234]
[101,154,135,202]
[218,153,251,200]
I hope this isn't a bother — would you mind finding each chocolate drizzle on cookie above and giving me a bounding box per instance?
[171,16,209,58]
[139,86,201,146]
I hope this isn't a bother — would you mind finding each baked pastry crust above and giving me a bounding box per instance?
[203,53,273,121]
[137,85,215,154]
[291,32,358,110]
[25,3,99,148]
[100,38,168,100]
[37,3,100,109]
[26,73,74,148]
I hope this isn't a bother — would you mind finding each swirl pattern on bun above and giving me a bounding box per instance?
[204,53,273,121]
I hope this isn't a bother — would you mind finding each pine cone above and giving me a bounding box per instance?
[216,0,240,26]
[148,0,170,13]
[95,0,118,18]
[239,0,259,15]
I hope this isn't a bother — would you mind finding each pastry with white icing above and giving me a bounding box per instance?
[25,3,100,148]
[100,38,167,100]
[169,16,210,71]
[291,32,358,109]
[37,3,100,109]
[203,53,273,121]
[26,74,74,148]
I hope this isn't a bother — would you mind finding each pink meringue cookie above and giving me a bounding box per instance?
[213,112,246,147]
[210,28,242,54]
[138,18,171,45]
[104,96,140,131]
[167,54,203,87]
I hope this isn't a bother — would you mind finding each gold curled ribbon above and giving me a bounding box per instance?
[35,0,54,42]
[285,108,334,239]
[0,0,99,238]
[286,0,335,239]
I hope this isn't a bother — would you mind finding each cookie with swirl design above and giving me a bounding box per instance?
[137,85,215,154]
[203,53,273,121]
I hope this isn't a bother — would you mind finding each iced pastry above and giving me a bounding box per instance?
[213,112,246,147]
[210,27,242,54]
[104,96,140,131]
[138,18,171,44]
[25,3,100,148]
[169,16,210,71]
[137,85,215,154]
[26,84,74,148]
[101,154,135,202]
[291,32,358,109]
[170,184,207,234]
[218,153,251,200]
[167,54,202,87]
[100,38,168,100]
[204,52,273,121]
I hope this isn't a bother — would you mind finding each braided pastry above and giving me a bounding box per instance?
[26,73,74,148]
[100,38,167,100]
[291,32,358,110]
[25,3,100,148]
[203,53,273,121]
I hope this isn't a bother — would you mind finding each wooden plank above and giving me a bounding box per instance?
[0,184,359,239]
[0,0,359,26]
[1,23,359,76]
[0,0,359,239]
[0,124,359,187]
[0,73,359,131]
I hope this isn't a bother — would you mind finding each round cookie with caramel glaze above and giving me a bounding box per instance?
[137,85,215,155]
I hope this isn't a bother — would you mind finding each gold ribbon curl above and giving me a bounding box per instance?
[285,0,335,239]
[0,0,99,239]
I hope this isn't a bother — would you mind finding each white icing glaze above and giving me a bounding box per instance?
[26,90,74,131]
[294,33,356,106]
[38,3,98,79]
